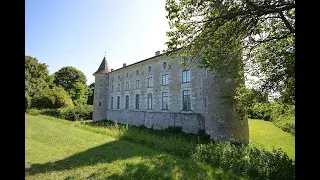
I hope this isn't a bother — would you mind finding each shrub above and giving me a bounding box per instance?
[26,108,40,116]
[39,105,93,121]
[191,142,295,180]
[32,87,73,109]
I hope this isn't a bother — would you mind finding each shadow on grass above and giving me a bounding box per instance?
[25,140,157,176]
[25,139,243,179]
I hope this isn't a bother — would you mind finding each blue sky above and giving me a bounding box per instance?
[26,0,170,85]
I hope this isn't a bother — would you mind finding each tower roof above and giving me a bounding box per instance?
[93,56,110,75]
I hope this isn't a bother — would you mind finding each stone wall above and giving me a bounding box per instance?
[107,110,205,134]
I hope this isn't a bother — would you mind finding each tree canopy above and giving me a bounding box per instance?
[164,0,295,104]
[25,56,49,97]
[53,66,87,93]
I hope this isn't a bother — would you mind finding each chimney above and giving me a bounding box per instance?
[111,68,114,72]
[155,51,160,56]
[123,63,126,67]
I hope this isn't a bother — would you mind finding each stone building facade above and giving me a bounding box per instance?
[93,50,249,143]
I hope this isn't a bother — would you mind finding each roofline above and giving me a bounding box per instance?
[109,48,182,73]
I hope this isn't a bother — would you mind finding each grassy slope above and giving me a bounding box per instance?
[25,115,243,180]
[249,119,295,160]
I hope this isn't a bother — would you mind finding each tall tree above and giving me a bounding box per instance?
[164,0,295,104]
[53,66,87,93]
[86,82,95,105]
[25,56,49,97]
[53,66,88,104]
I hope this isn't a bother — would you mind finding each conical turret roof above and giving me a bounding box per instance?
[93,56,110,75]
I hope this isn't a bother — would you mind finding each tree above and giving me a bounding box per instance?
[53,66,87,93]
[25,56,49,97]
[86,82,94,105]
[164,0,295,104]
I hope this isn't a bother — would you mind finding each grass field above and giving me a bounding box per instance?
[249,119,295,159]
[25,114,244,180]
[25,115,294,179]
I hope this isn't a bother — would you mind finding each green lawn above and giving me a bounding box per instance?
[25,114,244,180]
[25,115,294,179]
[249,119,295,159]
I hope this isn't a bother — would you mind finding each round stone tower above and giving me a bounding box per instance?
[92,56,110,122]
[203,70,249,144]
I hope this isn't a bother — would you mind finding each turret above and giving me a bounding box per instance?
[92,56,110,121]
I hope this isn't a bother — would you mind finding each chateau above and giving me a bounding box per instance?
[93,50,249,143]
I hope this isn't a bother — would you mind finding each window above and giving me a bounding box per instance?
[183,90,191,110]
[148,66,152,73]
[98,102,102,106]
[162,74,168,85]
[147,93,152,109]
[111,85,114,93]
[118,75,120,80]
[125,82,129,91]
[111,77,114,83]
[162,62,167,69]
[182,70,191,82]
[135,94,140,109]
[136,80,140,89]
[136,70,139,75]
[126,72,128,78]
[110,97,114,109]
[117,84,120,92]
[125,95,129,109]
[162,92,168,110]
[117,96,120,109]
[147,77,153,88]
[183,57,189,64]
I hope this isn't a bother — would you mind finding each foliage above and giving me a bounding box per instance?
[25,56,49,97]
[247,101,295,135]
[26,108,40,116]
[53,66,87,94]
[69,82,87,105]
[45,73,56,88]
[86,82,95,105]
[25,91,31,110]
[39,105,93,121]
[32,87,74,109]
[192,142,295,180]
[164,0,295,103]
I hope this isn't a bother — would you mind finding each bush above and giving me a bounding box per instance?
[26,108,40,116]
[39,105,93,121]
[32,87,74,109]
[191,142,295,180]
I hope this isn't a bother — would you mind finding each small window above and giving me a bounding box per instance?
[100,78,102,82]
[183,57,189,64]
[98,102,102,106]
[148,66,152,73]
[125,95,129,109]
[117,84,120,92]
[126,72,128,78]
[183,90,191,110]
[162,62,167,69]
[182,70,191,83]
[118,75,120,80]
[111,85,114,93]
[117,96,120,109]
[136,70,139,75]
[136,80,140,89]
[162,92,168,110]
[162,74,168,86]
[110,97,114,109]
[147,77,153,88]
[147,93,152,109]
[135,94,140,109]
[125,82,129,91]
